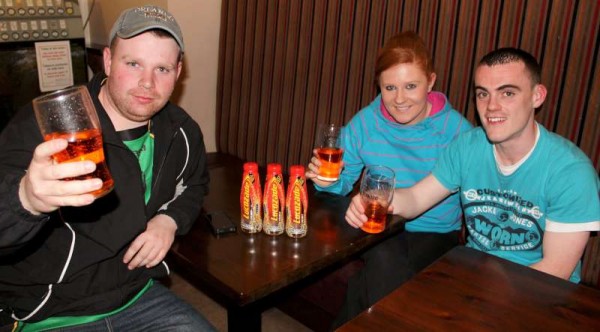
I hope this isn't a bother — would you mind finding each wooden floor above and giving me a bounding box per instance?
[167,271,312,332]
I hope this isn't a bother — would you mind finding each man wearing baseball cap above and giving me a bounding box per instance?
[0,5,214,331]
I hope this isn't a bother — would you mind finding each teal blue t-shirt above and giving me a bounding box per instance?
[432,124,600,282]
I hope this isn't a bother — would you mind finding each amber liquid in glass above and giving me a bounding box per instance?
[316,147,343,181]
[361,200,387,234]
[46,128,114,198]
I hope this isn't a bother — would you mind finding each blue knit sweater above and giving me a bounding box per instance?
[316,92,472,232]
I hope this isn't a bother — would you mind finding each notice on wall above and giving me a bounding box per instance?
[35,41,74,92]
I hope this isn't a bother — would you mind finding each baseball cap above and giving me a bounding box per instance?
[108,5,184,52]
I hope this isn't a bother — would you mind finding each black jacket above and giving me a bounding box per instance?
[0,73,209,322]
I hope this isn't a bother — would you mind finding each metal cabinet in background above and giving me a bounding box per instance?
[0,0,87,132]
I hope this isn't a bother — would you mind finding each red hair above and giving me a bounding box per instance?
[375,31,434,84]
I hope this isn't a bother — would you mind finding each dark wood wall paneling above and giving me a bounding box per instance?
[217,0,600,172]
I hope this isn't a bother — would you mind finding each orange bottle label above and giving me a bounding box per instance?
[264,175,284,222]
[240,173,259,220]
[286,177,307,224]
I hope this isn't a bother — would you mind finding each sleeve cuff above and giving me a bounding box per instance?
[6,173,49,223]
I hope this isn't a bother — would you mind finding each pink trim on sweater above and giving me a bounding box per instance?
[428,91,445,116]
[380,91,446,122]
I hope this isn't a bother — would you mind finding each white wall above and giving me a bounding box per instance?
[81,0,221,152]
[168,0,221,153]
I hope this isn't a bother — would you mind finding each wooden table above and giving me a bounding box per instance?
[338,246,600,331]
[169,154,403,331]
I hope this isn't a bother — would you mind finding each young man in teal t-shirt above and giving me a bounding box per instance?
[345,48,600,282]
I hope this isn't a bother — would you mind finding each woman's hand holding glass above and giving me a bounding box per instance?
[305,149,345,187]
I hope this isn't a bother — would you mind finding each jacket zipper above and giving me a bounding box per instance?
[150,129,180,203]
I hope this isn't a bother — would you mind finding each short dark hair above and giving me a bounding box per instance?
[478,47,541,84]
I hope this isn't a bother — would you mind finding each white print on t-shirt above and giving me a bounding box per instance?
[462,188,543,252]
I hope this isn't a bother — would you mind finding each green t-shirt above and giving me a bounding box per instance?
[121,125,154,204]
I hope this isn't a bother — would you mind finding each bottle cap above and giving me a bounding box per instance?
[243,162,259,172]
[267,163,282,174]
[289,165,305,177]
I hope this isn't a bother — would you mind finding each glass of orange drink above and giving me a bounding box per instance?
[315,123,344,182]
[359,165,395,234]
[33,86,114,198]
